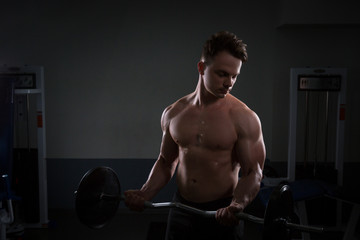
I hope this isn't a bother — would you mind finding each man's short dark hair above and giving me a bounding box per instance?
[201,31,248,64]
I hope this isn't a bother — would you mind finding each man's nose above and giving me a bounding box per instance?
[224,77,233,88]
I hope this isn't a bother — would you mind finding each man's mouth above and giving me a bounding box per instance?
[220,89,229,94]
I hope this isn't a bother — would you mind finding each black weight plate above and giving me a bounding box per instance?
[263,184,298,240]
[75,166,121,229]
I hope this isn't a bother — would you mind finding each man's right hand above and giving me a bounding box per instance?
[124,190,146,212]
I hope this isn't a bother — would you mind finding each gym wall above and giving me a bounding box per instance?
[1,0,359,209]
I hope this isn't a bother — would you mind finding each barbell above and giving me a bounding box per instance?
[74,166,337,240]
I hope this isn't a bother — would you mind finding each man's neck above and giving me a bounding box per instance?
[192,77,225,107]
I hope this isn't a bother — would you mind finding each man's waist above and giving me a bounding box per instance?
[174,190,233,211]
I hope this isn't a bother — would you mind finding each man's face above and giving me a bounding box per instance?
[201,51,242,98]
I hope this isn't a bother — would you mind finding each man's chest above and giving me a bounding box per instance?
[169,108,237,150]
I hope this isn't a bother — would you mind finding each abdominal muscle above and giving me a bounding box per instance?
[175,146,240,203]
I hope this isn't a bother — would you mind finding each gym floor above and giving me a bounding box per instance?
[11,209,163,240]
[10,207,346,240]
[13,208,264,240]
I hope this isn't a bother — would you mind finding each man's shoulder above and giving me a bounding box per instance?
[226,95,262,138]
[161,94,192,121]
[228,95,252,114]
[165,95,191,114]
[227,95,259,124]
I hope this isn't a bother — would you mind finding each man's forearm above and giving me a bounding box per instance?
[232,167,263,209]
[140,156,177,201]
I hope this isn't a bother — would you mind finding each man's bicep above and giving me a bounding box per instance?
[250,138,266,171]
[159,128,179,168]
[159,106,179,165]
[235,123,265,176]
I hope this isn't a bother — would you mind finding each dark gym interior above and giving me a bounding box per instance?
[1,0,360,239]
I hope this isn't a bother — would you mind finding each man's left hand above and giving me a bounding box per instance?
[215,204,243,226]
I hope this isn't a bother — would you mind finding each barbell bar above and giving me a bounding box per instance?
[75,166,336,239]
[99,193,266,225]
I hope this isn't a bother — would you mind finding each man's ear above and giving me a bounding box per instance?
[198,61,206,75]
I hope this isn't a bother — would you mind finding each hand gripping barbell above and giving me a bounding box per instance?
[74,167,338,240]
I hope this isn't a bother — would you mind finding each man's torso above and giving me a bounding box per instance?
[167,94,246,202]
